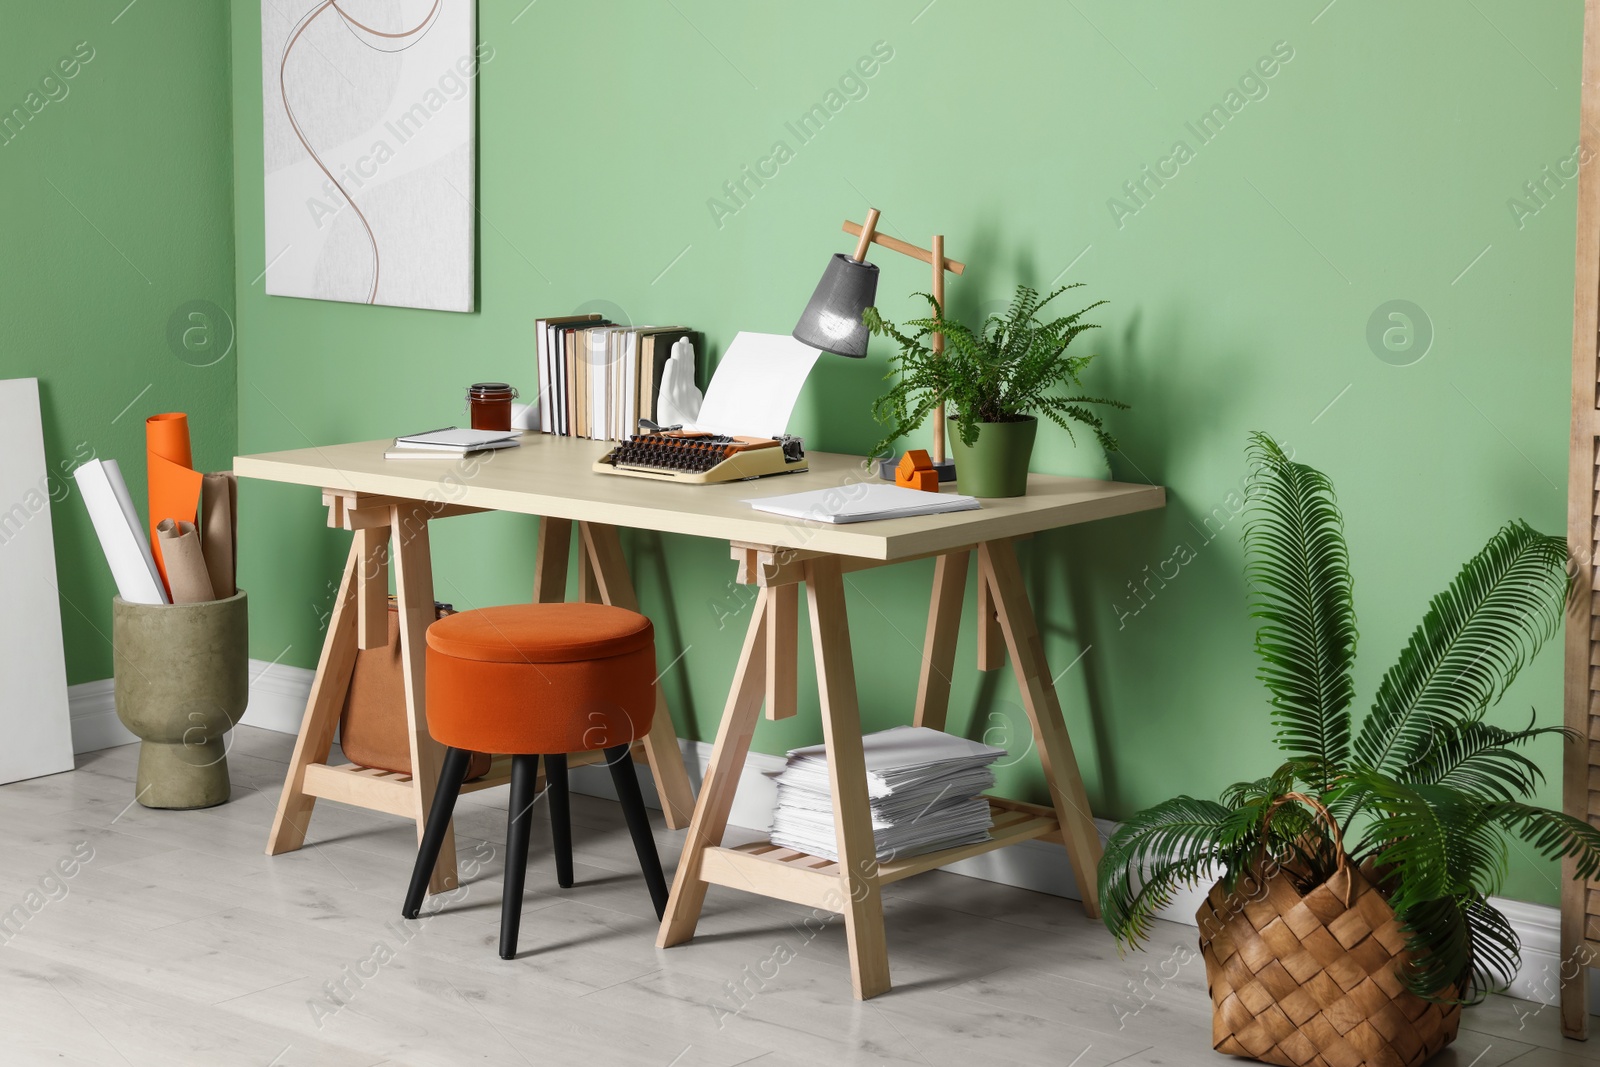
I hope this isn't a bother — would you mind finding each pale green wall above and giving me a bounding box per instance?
[229,1,1581,905]
[2,1,236,684]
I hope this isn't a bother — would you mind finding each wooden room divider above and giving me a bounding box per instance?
[1562,0,1600,1041]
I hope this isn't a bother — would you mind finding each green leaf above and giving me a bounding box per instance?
[1409,714,1565,802]
[1242,433,1357,791]
[1481,801,1600,880]
[1352,521,1569,779]
[1098,796,1238,949]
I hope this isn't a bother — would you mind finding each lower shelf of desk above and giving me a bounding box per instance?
[299,741,648,818]
[699,798,1064,911]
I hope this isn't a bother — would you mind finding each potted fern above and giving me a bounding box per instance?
[1098,433,1600,1067]
[863,284,1125,497]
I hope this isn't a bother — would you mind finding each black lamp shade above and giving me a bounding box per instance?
[792,253,880,358]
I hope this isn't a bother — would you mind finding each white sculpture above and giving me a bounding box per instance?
[655,336,703,428]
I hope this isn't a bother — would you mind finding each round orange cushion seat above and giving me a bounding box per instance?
[425,604,656,756]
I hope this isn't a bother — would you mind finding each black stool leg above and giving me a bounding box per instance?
[402,746,473,920]
[605,743,668,920]
[544,753,573,889]
[500,754,539,959]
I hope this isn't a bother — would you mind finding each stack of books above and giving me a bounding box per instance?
[535,314,698,440]
[767,726,1006,862]
[384,427,522,460]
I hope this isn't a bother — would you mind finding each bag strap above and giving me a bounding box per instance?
[1263,791,1353,905]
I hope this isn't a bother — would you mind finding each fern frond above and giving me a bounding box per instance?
[864,284,1124,457]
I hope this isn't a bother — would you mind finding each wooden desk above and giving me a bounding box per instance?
[236,435,1165,994]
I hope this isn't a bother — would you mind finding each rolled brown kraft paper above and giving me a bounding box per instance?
[200,472,237,599]
[155,519,215,604]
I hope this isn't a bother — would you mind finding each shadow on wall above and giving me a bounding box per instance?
[628,527,702,745]
[1017,303,1263,816]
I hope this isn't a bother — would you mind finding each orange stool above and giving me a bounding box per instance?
[401,603,668,959]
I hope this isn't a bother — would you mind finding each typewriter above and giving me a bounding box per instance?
[594,429,807,484]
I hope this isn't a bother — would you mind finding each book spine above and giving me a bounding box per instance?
[535,319,550,434]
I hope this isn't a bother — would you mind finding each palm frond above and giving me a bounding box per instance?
[1409,713,1566,802]
[1099,796,1242,949]
[1352,522,1569,779]
[1243,432,1357,791]
[1481,801,1600,880]
[1460,894,1522,1001]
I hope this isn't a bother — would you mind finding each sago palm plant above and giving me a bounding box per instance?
[1098,431,1600,1003]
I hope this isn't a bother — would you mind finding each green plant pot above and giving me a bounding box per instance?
[949,416,1037,498]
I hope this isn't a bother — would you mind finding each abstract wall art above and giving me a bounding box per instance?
[261,1,479,312]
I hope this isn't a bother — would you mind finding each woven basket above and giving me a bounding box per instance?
[1195,794,1461,1067]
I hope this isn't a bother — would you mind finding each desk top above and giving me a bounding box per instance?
[235,436,1165,561]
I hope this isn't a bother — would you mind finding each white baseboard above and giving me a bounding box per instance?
[67,658,1593,1011]
[66,678,134,753]
[67,657,322,756]
[243,658,321,735]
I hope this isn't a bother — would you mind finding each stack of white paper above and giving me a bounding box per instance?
[767,726,1006,862]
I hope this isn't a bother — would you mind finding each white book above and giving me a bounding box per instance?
[746,483,981,525]
[589,329,609,441]
[623,329,639,437]
[73,459,168,605]
[535,318,551,434]
[554,324,569,436]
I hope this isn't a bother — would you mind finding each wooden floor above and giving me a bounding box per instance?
[0,726,1586,1067]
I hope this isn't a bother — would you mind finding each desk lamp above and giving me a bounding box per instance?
[792,208,966,480]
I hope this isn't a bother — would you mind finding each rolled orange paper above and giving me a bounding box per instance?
[146,412,204,595]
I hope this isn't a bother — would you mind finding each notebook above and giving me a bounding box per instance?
[745,483,980,524]
[389,427,522,455]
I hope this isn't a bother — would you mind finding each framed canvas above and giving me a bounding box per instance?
[0,378,74,784]
[261,0,478,312]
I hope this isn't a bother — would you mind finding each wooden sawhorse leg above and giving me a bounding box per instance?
[659,538,1101,998]
[266,536,361,857]
[805,556,891,999]
[531,518,697,829]
[655,557,891,998]
[979,538,1102,916]
[658,586,770,948]
[913,550,969,731]
[267,500,460,894]
[391,504,457,894]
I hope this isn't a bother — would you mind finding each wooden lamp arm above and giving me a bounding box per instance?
[843,219,966,274]
[852,209,881,262]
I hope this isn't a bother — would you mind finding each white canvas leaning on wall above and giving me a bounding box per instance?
[0,378,74,785]
[261,0,478,312]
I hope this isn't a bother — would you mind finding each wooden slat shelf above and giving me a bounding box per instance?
[698,800,1061,911]
[299,744,637,817]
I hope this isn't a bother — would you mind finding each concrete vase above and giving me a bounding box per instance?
[111,591,248,809]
